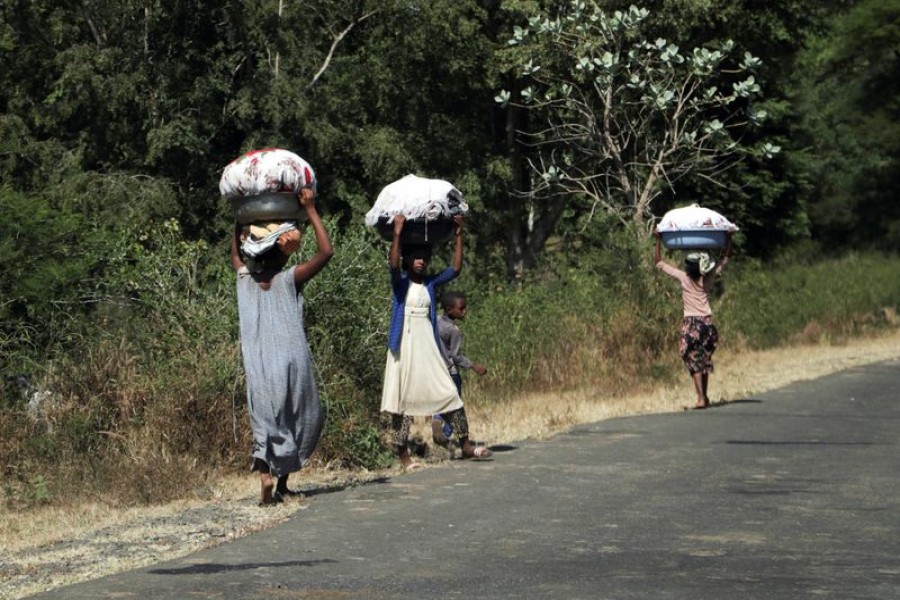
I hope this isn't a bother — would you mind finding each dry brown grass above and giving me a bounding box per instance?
[2,327,899,599]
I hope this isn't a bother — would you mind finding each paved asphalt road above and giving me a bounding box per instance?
[33,360,900,599]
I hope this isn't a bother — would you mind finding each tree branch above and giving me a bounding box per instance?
[81,1,104,46]
[306,9,380,91]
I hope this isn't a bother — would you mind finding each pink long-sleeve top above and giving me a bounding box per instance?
[656,260,726,317]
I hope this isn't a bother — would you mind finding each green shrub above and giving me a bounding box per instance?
[302,224,396,469]
[2,207,898,509]
[720,253,900,348]
[459,231,680,400]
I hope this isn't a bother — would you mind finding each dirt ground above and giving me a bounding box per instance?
[2,329,899,600]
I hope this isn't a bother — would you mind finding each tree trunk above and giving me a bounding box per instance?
[274,0,284,78]
[504,101,531,278]
[502,100,571,277]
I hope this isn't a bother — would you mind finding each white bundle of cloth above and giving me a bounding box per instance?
[364,174,468,226]
[220,148,316,199]
[656,203,739,232]
[241,222,297,258]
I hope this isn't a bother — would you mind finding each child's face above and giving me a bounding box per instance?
[447,298,467,320]
[407,253,430,275]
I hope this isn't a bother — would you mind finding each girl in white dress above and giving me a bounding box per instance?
[381,215,492,469]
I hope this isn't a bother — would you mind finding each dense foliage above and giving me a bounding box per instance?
[1,1,897,506]
[790,0,900,250]
[497,2,779,250]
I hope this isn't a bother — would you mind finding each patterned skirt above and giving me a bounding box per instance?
[680,316,719,375]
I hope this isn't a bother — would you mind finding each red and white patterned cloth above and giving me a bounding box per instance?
[656,204,738,232]
[219,148,316,199]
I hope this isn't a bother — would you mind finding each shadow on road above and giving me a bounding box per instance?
[302,477,391,498]
[149,559,337,575]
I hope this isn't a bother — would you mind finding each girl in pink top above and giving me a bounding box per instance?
[654,232,733,409]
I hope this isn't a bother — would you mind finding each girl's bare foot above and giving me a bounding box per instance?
[397,444,416,468]
[259,472,276,505]
[692,397,710,409]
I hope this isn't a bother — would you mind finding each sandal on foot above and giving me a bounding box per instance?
[271,490,288,503]
[464,446,493,461]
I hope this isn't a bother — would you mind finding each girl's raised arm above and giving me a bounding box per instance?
[292,188,334,285]
[230,224,245,272]
[715,231,734,275]
[389,214,406,272]
[451,215,464,273]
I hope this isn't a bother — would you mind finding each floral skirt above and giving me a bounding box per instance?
[680,316,719,375]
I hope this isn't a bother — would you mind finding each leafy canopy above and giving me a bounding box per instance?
[497,1,777,234]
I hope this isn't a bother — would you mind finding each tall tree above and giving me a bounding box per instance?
[495,3,775,246]
[792,0,900,251]
[637,0,855,255]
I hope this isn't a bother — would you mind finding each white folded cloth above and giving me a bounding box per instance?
[240,222,297,258]
[365,174,468,226]
[685,251,717,274]
[656,203,738,232]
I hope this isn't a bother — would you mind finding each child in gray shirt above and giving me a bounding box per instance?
[433,291,487,446]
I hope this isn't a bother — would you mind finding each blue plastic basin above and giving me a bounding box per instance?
[660,230,727,250]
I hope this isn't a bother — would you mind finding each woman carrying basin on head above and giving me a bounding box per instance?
[654,231,732,409]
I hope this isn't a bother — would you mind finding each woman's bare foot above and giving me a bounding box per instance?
[692,397,710,409]
[259,472,276,505]
[460,439,493,460]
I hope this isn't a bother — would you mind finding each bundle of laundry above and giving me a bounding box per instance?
[220,148,317,272]
[655,203,738,250]
[365,174,469,246]
[220,148,317,225]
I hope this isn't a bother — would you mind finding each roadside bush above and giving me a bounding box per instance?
[2,210,898,510]
[461,230,681,401]
[0,177,180,380]
[460,245,900,405]
[0,187,110,369]
[301,224,395,469]
[2,218,245,506]
[720,253,900,348]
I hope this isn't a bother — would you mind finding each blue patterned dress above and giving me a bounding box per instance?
[236,269,323,476]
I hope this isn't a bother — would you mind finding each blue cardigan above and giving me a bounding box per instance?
[387,266,459,353]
